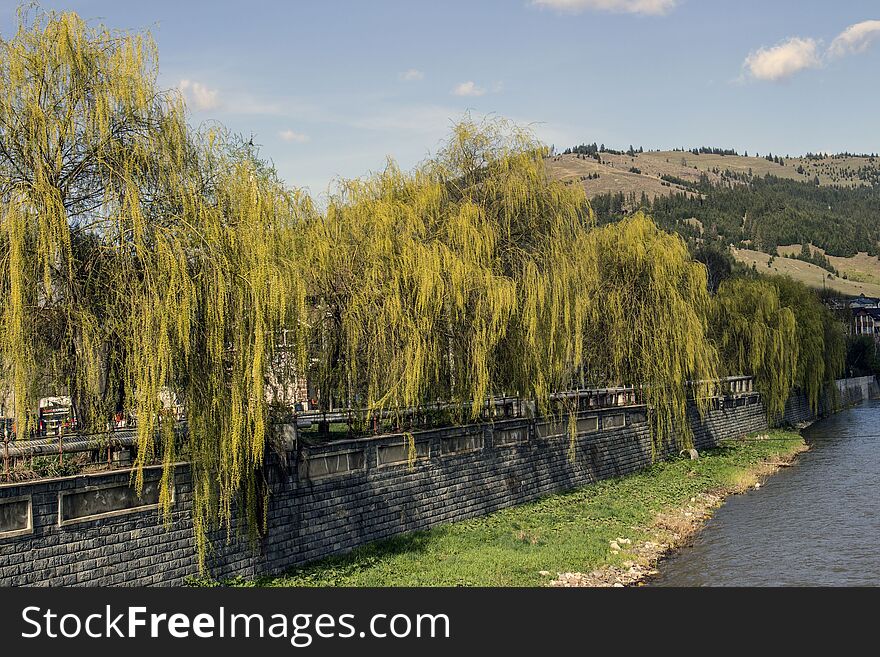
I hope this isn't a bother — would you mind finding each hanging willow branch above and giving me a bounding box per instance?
[0,9,310,568]
[579,213,719,451]
[307,117,596,424]
[310,122,720,453]
[711,275,845,421]
[3,9,847,573]
[770,275,845,412]
[711,277,798,421]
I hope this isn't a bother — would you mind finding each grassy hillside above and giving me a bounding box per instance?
[733,247,880,298]
[546,150,879,201]
[647,151,878,187]
[776,245,880,288]
[546,147,880,297]
[546,152,706,200]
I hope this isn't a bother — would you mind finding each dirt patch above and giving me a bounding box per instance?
[549,437,809,587]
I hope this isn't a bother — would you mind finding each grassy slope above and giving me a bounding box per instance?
[545,153,702,200]
[733,247,880,298]
[641,151,876,187]
[233,431,804,587]
[545,151,877,201]
[545,151,880,297]
[776,244,880,288]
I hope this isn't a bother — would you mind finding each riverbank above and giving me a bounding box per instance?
[220,430,805,588]
[654,400,880,586]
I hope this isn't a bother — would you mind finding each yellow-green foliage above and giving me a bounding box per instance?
[579,214,718,449]
[711,278,798,420]
[310,122,718,451]
[711,275,845,418]
[307,117,594,421]
[0,9,310,568]
[0,8,171,438]
[771,276,845,411]
[3,9,845,571]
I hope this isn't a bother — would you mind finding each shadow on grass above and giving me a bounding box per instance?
[186,431,803,587]
[202,529,437,587]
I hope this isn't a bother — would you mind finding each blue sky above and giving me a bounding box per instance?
[3,1,879,196]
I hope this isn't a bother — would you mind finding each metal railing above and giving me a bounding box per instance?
[2,377,756,481]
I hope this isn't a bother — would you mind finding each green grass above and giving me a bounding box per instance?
[227,431,804,587]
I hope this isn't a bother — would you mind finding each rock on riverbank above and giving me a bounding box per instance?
[549,435,809,587]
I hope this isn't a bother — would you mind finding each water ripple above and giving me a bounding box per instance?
[653,399,880,586]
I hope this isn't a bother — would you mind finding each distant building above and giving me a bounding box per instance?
[854,307,880,341]
[850,294,880,310]
[825,297,848,311]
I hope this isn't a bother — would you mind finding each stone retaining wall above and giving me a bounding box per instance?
[782,375,879,427]
[0,376,874,586]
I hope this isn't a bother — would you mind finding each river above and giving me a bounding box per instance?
[653,399,880,586]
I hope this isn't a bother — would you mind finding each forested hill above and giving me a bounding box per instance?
[596,176,880,258]
[546,147,880,260]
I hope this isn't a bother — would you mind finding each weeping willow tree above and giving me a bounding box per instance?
[0,9,310,568]
[307,117,595,422]
[711,275,846,420]
[711,277,798,421]
[578,213,719,450]
[1,8,789,571]
[311,123,718,451]
[771,276,845,412]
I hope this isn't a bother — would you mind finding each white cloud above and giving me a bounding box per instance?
[829,20,880,57]
[742,20,880,83]
[531,0,679,16]
[279,129,310,143]
[178,79,220,111]
[743,37,821,81]
[452,81,486,97]
[399,68,425,81]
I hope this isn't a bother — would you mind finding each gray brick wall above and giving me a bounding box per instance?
[781,376,878,427]
[0,378,872,587]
